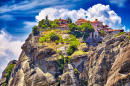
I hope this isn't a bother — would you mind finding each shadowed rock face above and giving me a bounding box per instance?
[0,60,17,86]
[85,32,130,86]
[0,32,130,86]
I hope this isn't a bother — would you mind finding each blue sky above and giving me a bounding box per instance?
[0,0,130,78]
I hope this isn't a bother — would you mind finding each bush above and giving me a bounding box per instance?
[2,83,7,86]
[83,80,88,85]
[114,32,125,37]
[39,36,46,43]
[32,26,38,35]
[56,78,61,86]
[100,30,106,36]
[67,56,71,64]
[39,32,60,43]
[74,68,78,75]
[56,55,66,74]
[4,63,15,84]
[67,40,80,55]
[49,32,59,42]
[55,40,59,44]
[57,50,62,54]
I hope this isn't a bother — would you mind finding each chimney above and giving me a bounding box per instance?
[95,19,98,21]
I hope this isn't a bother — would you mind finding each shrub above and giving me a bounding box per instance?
[55,40,59,44]
[99,30,107,36]
[74,68,78,75]
[2,83,7,86]
[83,80,88,85]
[41,25,46,29]
[4,63,15,84]
[128,36,130,40]
[39,32,60,43]
[56,55,66,74]
[49,32,59,42]
[39,36,46,43]
[67,56,71,64]
[32,26,38,35]
[67,40,80,55]
[57,50,61,54]
[114,32,125,37]
[56,78,61,86]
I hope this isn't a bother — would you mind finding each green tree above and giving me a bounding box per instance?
[68,23,77,31]
[100,30,107,36]
[44,15,50,26]
[53,19,60,25]
[80,22,95,33]
[41,25,46,29]
[67,40,80,55]
[67,17,72,24]
[51,24,59,29]
[32,26,38,35]
[49,32,59,41]
[38,19,45,27]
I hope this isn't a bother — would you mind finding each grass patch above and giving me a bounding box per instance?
[71,50,84,56]
[114,32,125,37]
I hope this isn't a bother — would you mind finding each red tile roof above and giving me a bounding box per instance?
[108,29,123,32]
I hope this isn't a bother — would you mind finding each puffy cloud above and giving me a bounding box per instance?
[36,4,123,29]
[85,4,122,29]
[36,8,86,22]
[109,0,127,7]
[0,30,24,78]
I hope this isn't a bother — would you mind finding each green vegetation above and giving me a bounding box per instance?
[56,78,61,86]
[38,15,60,29]
[74,68,78,75]
[83,80,88,85]
[128,36,130,40]
[67,40,80,55]
[114,32,125,37]
[67,17,72,24]
[67,56,72,64]
[68,22,95,40]
[2,83,7,86]
[56,55,66,74]
[79,22,95,32]
[68,23,77,31]
[39,32,60,43]
[71,50,84,56]
[32,26,39,35]
[57,50,62,54]
[99,30,107,36]
[2,63,16,86]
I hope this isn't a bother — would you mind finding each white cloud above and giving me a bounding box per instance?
[23,21,38,29]
[109,0,127,7]
[0,0,74,13]
[86,4,122,29]
[36,8,86,22]
[36,4,123,29]
[0,30,24,78]
[0,14,14,21]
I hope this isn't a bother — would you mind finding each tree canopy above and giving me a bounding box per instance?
[67,17,72,24]
[80,22,95,33]
[32,26,38,35]
[68,23,77,31]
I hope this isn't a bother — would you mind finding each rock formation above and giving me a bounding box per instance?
[0,31,130,86]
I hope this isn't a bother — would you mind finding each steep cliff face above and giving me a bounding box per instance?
[85,32,130,86]
[0,31,130,86]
